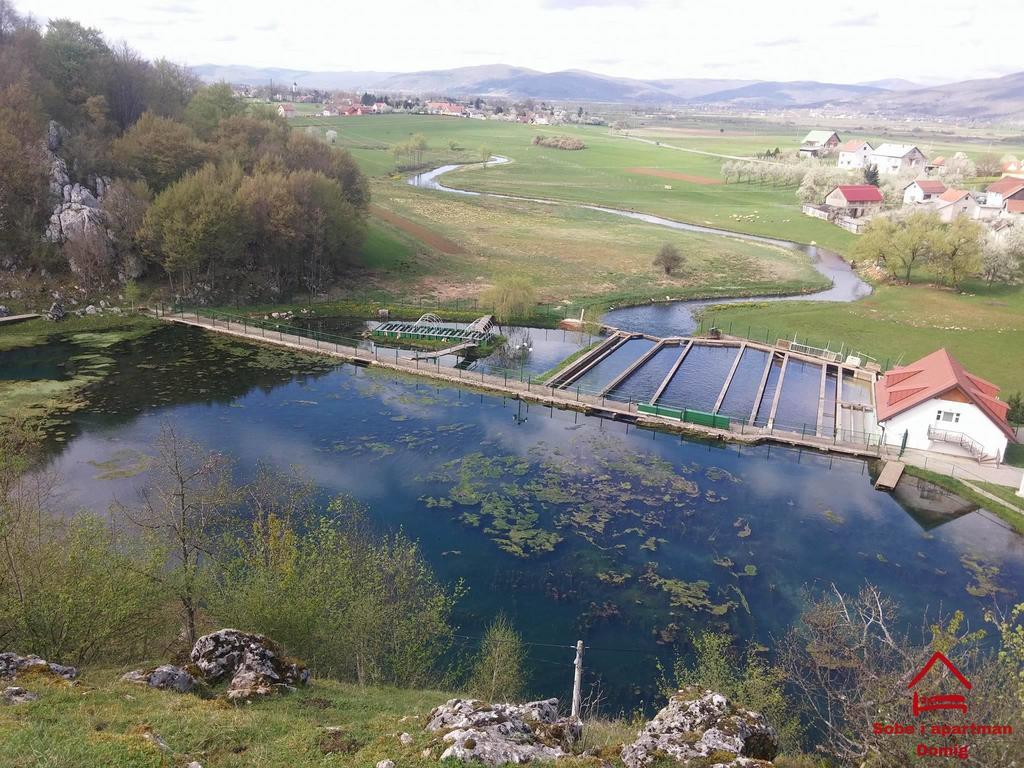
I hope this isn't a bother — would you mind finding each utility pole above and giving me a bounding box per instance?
[570,640,584,720]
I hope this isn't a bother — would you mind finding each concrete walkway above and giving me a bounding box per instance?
[897,447,1023,489]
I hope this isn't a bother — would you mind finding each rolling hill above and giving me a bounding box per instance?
[191,62,1024,118]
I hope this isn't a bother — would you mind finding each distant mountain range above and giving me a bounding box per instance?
[191,63,1024,119]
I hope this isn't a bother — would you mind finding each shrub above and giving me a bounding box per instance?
[467,614,525,702]
[532,135,585,150]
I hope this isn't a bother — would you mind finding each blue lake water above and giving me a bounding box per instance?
[656,344,741,413]
[33,326,1024,711]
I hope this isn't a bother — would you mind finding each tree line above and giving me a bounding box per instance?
[0,4,369,301]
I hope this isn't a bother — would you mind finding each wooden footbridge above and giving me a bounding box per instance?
[152,308,890,462]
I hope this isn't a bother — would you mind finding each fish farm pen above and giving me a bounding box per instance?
[372,313,497,343]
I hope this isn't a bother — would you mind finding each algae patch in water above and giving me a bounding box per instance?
[88,449,153,480]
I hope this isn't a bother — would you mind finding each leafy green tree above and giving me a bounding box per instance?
[112,111,206,190]
[39,18,111,120]
[467,614,526,702]
[147,58,199,119]
[1006,392,1024,425]
[140,162,243,295]
[482,277,537,321]
[211,113,289,173]
[934,217,983,289]
[0,83,50,261]
[653,242,684,276]
[184,82,245,137]
[855,211,943,284]
[284,131,369,209]
[863,163,880,186]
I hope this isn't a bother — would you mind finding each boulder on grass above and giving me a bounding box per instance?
[2,686,39,704]
[190,629,308,702]
[0,652,77,682]
[620,689,779,768]
[121,664,196,693]
[425,697,580,766]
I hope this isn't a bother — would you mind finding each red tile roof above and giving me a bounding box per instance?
[986,178,1024,196]
[838,139,870,152]
[874,349,1015,440]
[908,180,946,194]
[833,184,883,203]
[937,188,970,203]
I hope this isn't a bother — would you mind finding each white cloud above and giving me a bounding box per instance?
[24,0,1024,84]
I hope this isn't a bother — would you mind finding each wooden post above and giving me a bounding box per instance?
[571,640,584,720]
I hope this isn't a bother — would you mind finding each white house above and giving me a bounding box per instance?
[985,178,1024,209]
[932,189,980,222]
[799,130,841,158]
[869,143,927,175]
[837,140,874,169]
[277,104,297,119]
[903,179,946,205]
[875,349,1015,463]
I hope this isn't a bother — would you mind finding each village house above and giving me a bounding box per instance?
[985,178,1024,209]
[824,184,884,217]
[799,130,841,158]
[875,349,1015,463]
[426,101,465,116]
[837,140,874,170]
[371,102,392,113]
[869,143,927,175]
[1001,158,1024,179]
[932,189,979,222]
[903,179,947,205]
[276,103,297,119]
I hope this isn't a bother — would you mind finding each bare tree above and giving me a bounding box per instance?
[653,243,684,276]
[115,425,236,647]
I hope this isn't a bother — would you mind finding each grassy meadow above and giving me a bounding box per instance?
[0,670,633,768]
[285,113,1024,390]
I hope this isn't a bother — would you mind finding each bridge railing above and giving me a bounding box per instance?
[157,306,885,455]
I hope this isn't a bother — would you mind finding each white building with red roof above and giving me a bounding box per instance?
[837,139,874,170]
[875,349,1015,462]
[903,179,947,205]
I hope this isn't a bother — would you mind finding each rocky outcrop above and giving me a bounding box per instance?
[0,652,78,682]
[121,664,196,693]
[2,686,40,704]
[43,120,112,253]
[424,697,580,765]
[190,629,309,702]
[621,690,779,768]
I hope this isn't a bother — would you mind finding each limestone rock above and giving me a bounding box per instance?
[0,306,10,318]
[620,689,779,768]
[121,664,196,693]
[45,302,65,321]
[425,697,579,765]
[399,731,413,745]
[376,761,395,768]
[190,629,309,702]
[0,652,77,682]
[2,686,39,704]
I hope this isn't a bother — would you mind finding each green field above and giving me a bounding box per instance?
[296,114,855,252]
[700,278,1024,392]
[0,669,632,768]
[287,114,1024,391]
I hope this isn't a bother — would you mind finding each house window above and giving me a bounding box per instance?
[935,410,960,424]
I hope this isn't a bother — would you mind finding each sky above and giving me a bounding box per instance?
[23,0,1024,85]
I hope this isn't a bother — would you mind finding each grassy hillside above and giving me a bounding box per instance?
[0,670,625,768]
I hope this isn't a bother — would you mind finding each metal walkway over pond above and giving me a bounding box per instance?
[372,313,497,343]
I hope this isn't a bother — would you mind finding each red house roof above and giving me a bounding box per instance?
[832,184,883,203]
[874,349,1015,441]
[986,178,1024,197]
[838,139,870,152]
[908,180,946,195]
[1007,200,1024,214]
[937,188,970,203]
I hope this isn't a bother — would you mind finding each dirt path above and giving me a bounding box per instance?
[369,204,466,254]
[625,167,722,185]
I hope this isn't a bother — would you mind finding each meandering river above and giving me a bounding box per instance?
[408,158,872,335]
